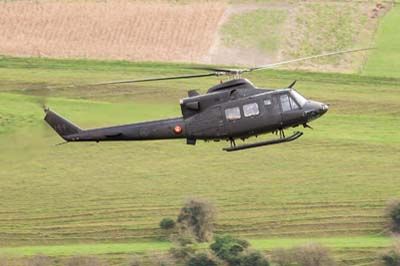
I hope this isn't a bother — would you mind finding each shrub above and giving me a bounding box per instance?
[382,250,400,266]
[294,243,334,266]
[240,250,269,266]
[210,234,251,266]
[271,248,294,266]
[187,253,219,266]
[160,218,176,230]
[381,241,400,266]
[272,243,334,266]
[170,244,196,262]
[385,199,400,234]
[177,197,216,242]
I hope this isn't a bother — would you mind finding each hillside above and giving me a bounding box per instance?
[0,1,400,265]
[363,4,400,77]
[0,57,399,265]
[0,0,393,72]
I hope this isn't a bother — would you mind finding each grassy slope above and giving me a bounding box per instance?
[0,57,399,265]
[363,5,400,77]
[220,1,375,71]
[220,9,287,53]
[0,236,390,256]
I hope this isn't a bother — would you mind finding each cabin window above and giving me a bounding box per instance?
[264,99,272,106]
[243,102,260,117]
[225,107,241,121]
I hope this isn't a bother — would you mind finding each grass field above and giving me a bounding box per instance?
[363,5,400,78]
[216,1,379,70]
[221,9,287,54]
[0,55,399,265]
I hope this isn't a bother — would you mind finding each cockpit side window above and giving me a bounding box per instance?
[280,94,299,112]
[289,97,299,110]
[225,107,241,121]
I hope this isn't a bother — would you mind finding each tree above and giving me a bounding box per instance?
[385,199,400,233]
[272,243,334,266]
[177,198,216,242]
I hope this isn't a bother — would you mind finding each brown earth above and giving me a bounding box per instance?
[0,1,227,62]
[0,0,390,71]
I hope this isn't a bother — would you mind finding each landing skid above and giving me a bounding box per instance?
[223,131,303,152]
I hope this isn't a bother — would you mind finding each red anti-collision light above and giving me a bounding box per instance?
[173,125,182,134]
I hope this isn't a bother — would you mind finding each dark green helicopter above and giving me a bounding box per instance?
[44,48,371,152]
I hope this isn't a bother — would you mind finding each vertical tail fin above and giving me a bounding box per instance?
[44,108,82,140]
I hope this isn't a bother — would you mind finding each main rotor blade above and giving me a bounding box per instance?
[92,72,218,86]
[248,47,375,72]
[186,66,243,73]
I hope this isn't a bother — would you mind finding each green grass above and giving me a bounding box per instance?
[363,5,400,78]
[221,9,287,53]
[0,56,399,265]
[219,1,376,72]
[0,236,391,257]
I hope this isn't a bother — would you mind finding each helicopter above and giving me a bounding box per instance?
[44,48,372,152]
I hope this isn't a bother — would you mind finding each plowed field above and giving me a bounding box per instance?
[0,1,226,62]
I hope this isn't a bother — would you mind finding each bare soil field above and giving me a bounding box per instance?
[0,1,226,62]
[0,0,393,71]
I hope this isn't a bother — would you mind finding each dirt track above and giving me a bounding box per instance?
[0,1,226,62]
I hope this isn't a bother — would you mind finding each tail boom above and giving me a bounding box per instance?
[44,109,186,142]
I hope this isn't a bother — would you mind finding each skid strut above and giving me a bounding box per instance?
[223,131,303,152]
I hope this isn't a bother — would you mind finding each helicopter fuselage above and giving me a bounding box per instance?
[44,79,328,150]
[181,79,327,142]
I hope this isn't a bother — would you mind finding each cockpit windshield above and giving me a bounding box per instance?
[290,90,308,107]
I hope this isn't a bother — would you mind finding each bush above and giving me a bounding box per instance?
[177,197,216,242]
[160,218,176,230]
[170,244,196,262]
[272,243,334,266]
[294,243,334,266]
[270,248,293,266]
[381,241,400,266]
[210,234,251,266]
[240,251,269,266]
[187,253,219,266]
[385,199,400,234]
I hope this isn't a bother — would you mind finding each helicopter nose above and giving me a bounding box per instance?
[303,101,328,122]
[320,103,329,115]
